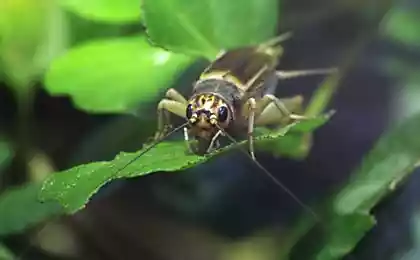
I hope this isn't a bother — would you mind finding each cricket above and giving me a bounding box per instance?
[113,32,338,218]
[153,32,336,159]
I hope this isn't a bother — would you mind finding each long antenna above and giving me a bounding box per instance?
[112,121,189,175]
[16,121,189,260]
[216,125,320,221]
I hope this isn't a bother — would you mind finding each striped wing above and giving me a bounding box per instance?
[200,44,282,98]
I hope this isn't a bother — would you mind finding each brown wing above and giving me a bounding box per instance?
[200,44,282,98]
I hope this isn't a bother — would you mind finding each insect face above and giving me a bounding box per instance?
[186,93,232,140]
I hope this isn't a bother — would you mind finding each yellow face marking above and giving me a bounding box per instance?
[189,94,226,117]
[194,94,219,110]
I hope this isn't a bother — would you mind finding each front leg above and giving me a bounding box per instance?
[154,88,188,141]
[206,130,223,154]
[183,127,219,155]
[276,68,337,80]
[183,127,196,154]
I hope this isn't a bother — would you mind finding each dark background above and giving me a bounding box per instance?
[1,0,420,259]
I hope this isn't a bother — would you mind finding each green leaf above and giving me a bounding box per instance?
[334,116,420,215]
[293,111,420,259]
[0,0,68,89]
[44,35,194,113]
[313,213,375,260]
[39,115,330,214]
[0,243,15,260]
[0,183,63,236]
[58,0,141,24]
[395,209,420,260]
[142,0,279,59]
[257,113,333,159]
[383,8,420,47]
[0,140,14,174]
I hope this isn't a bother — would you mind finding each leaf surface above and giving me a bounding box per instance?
[290,112,420,259]
[40,116,330,214]
[59,0,141,23]
[0,184,62,236]
[142,0,279,59]
[45,36,193,113]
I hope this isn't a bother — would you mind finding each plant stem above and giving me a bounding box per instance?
[12,86,35,185]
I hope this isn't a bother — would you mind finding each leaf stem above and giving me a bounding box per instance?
[12,86,35,185]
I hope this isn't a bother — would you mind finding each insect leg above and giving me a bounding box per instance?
[183,127,195,154]
[254,95,308,126]
[154,88,189,141]
[154,99,187,140]
[276,68,337,80]
[165,88,188,104]
[206,130,223,153]
[242,98,257,160]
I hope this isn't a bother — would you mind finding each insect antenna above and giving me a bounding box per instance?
[113,121,190,175]
[14,122,189,260]
[215,124,320,221]
[215,126,361,260]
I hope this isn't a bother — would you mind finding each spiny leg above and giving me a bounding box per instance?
[154,88,189,140]
[183,127,195,154]
[155,99,186,138]
[165,88,188,104]
[254,94,307,126]
[276,68,337,80]
[242,98,257,160]
[206,130,223,153]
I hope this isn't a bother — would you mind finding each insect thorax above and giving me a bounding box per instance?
[191,78,242,110]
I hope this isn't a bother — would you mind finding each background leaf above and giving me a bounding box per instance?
[142,0,279,59]
[58,0,141,24]
[0,183,63,236]
[44,35,194,113]
[382,7,420,48]
[291,111,420,259]
[39,116,330,214]
[257,113,334,159]
[0,0,68,89]
[0,140,14,174]
[0,243,15,260]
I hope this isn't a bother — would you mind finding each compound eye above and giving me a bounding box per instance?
[186,104,193,119]
[218,106,228,122]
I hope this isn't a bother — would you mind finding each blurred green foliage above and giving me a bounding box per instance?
[0,141,14,175]
[0,183,62,236]
[381,6,420,122]
[58,0,141,23]
[309,111,420,259]
[142,0,279,59]
[45,35,193,112]
[396,209,420,260]
[0,242,15,260]
[383,7,420,48]
[0,0,66,90]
